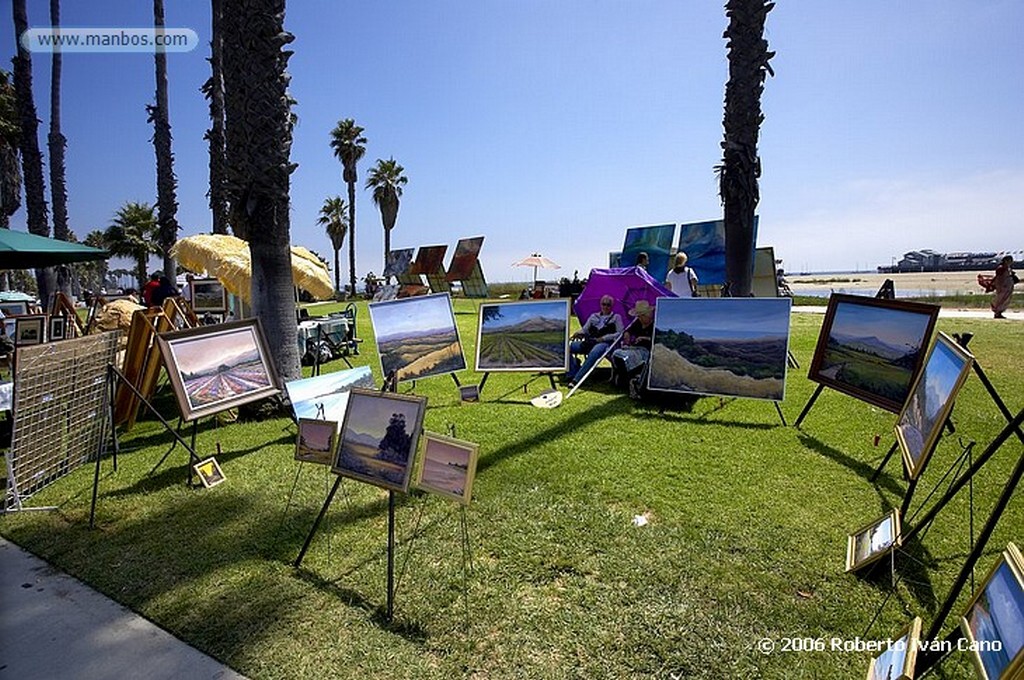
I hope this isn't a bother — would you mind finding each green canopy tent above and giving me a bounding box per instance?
[0,229,108,270]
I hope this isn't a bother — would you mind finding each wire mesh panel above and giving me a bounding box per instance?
[5,331,119,510]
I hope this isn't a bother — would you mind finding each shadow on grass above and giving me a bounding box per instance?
[797,432,906,497]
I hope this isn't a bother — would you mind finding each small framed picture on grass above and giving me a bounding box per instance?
[14,315,46,346]
[193,457,226,488]
[295,418,338,466]
[960,542,1024,680]
[866,617,921,680]
[48,315,67,341]
[414,432,479,505]
[846,509,901,573]
[459,384,480,403]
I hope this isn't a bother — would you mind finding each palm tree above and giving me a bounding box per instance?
[79,229,108,292]
[221,0,301,380]
[365,157,407,277]
[0,69,21,231]
[718,0,774,297]
[202,0,228,234]
[103,202,161,290]
[149,0,180,276]
[316,196,347,295]
[12,0,54,302]
[329,119,366,296]
[49,0,73,297]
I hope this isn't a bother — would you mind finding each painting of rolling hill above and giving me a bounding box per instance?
[369,293,466,382]
[808,295,939,412]
[475,299,569,372]
[647,298,791,401]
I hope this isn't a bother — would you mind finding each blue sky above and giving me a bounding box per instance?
[3,1,1022,283]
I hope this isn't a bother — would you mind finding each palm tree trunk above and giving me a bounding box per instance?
[152,0,180,276]
[347,179,356,296]
[12,0,54,303]
[49,0,73,297]
[222,0,300,380]
[206,0,228,234]
[333,246,341,294]
[720,0,773,298]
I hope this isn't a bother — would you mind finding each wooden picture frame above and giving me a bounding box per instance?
[332,388,426,493]
[368,293,466,383]
[14,315,46,346]
[414,432,479,505]
[190,278,228,312]
[48,315,67,341]
[808,294,939,413]
[475,299,570,373]
[896,333,974,480]
[156,318,280,422]
[846,509,901,573]
[193,457,226,488]
[647,297,792,401]
[960,542,1024,680]
[866,617,922,680]
[0,300,30,317]
[295,418,338,466]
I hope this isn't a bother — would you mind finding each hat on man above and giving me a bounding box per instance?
[629,299,654,317]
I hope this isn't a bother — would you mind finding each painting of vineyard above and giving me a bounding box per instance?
[647,298,791,401]
[808,294,939,413]
[369,293,466,383]
[475,299,569,372]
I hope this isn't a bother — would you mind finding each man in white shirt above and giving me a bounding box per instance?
[665,252,698,297]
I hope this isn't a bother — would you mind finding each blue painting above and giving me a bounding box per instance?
[285,366,375,422]
[676,217,759,286]
[620,224,675,283]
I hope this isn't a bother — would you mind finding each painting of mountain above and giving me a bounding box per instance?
[647,298,791,401]
[808,295,939,413]
[475,299,569,372]
[369,293,466,382]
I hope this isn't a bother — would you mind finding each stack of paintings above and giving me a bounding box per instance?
[475,299,569,373]
[369,293,466,383]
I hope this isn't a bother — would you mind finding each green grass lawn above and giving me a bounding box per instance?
[2,299,1022,679]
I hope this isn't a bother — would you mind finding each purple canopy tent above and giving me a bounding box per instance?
[573,266,676,327]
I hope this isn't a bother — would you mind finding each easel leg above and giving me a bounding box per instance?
[387,490,396,622]
[773,402,787,426]
[870,441,900,482]
[899,476,919,519]
[793,384,824,428]
[450,373,462,388]
[478,372,490,395]
[295,474,343,568]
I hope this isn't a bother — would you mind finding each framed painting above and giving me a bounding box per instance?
[846,509,901,573]
[0,300,30,317]
[896,333,974,480]
[960,542,1024,680]
[620,223,676,284]
[475,299,570,373]
[193,457,226,488]
[332,388,426,493]
[295,418,339,466]
[284,365,375,421]
[190,278,227,312]
[647,298,792,401]
[48,315,67,341]
[156,318,280,422]
[3,317,15,338]
[14,315,46,346]
[808,294,939,413]
[369,293,466,382]
[414,432,480,505]
[866,617,921,680]
[459,384,480,403]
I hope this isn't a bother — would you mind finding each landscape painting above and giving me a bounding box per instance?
[808,294,939,413]
[896,333,974,480]
[475,299,569,372]
[866,617,921,680]
[676,217,759,286]
[191,278,227,312]
[383,247,415,278]
[647,298,791,401]
[446,236,484,281]
[295,418,338,466]
[333,389,426,493]
[414,432,480,505]
[157,319,280,421]
[410,244,448,276]
[960,543,1024,680]
[285,366,375,422]
[846,510,901,572]
[620,224,675,283]
[369,293,466,382]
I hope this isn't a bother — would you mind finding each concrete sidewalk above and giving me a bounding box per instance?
[0,537,246,680]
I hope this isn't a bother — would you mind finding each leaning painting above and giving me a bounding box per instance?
[896,333,974,480]
[808,294,939,413]
[332,388,426,493]
[475,299,569,372]
[647,298,791,401]
[959,542,1024,680]
[369,293,466,382]
[156,318,280,421]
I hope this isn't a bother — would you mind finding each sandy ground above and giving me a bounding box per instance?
[786,270,989,294]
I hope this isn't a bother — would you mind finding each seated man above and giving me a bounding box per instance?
[610,299,654,388]
[567,295,623,386]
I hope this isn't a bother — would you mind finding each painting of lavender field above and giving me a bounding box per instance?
[415,433,480,505]
[647,298,791,401]
[809,295,939,413]
[333,389,426,492]
[676,217,759,286]
[896,333,973,479]
[475,299,569,372]
[370,293,466,382]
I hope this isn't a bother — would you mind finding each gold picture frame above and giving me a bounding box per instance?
[960,542,1024,680]
[866,617,921,680]
[414,432,480,505]
[846,509,901,573]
